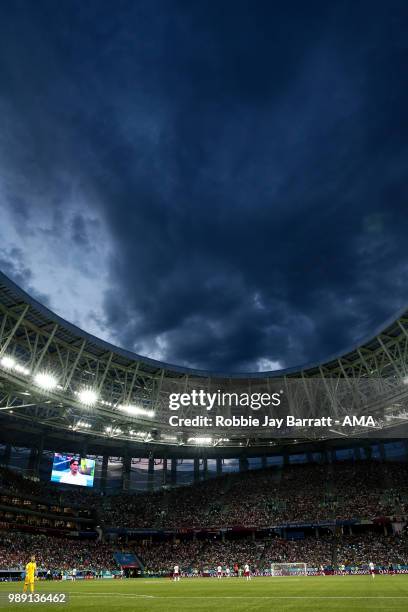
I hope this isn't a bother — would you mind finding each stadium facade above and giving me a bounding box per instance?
[1,270,408,491]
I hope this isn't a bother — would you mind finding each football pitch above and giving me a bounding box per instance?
[1,576,408,612]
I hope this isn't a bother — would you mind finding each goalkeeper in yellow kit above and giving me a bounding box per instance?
[23,556,37,593]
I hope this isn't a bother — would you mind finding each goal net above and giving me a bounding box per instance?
[270,563,307,577]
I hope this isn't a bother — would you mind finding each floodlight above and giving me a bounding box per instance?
[162,434,177,442]
[77,421,92,428]
[78,388,98,406]
[34,372,58,391]
[188,436,213,444]
[14,363,30,375]
[118,404,155,418]
[0,356,16,369]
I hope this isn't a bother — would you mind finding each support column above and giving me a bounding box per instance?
[353,447,362,461]
[239,457,249,472]
[330,449,336,463]
[163,458,168,485]
[203,457,208,479]
[101,455,108,492]
[261,456,267,469]
[363,444,372,460]
[28,448,37,474]
[36,436,44,475]
[194,457,200,483]
[29,437,44,476]
[306,451,314,464]
[171,458,177,485]
[2,444,11,467]
[122,454,131,492]
[148,457,154,491]
[379,443,386,462]
[283,450,289,467]
[216,457,222,477]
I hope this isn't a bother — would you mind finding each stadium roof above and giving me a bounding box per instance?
[1,270,408,455]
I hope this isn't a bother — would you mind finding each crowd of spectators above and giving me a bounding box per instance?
[336,532,408,566]
[0,532,117,571]
[262,536,333,567]
[1,460,408,534]
[99,461,408,529]
[0,466,99,508]
[0,529,407,574]
[134,531,408,572]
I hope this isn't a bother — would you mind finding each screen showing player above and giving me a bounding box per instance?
[51,454,95,487]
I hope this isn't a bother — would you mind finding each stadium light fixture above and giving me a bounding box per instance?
[15,364,30,375]
[188,436,213,444]
[162,434,177,442]
[118,404,155,418]
[77,421,92,429]
[105,426,122,435]
[0,356,16,369]
[0,356,30,376]
[77,388,98,406]
[33,372,58,391]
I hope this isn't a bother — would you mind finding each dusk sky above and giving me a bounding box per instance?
[0,1,407,373]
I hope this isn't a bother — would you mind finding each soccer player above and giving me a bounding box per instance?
[320,564,326,576]
[173,564,180,581]
[72,568,77,581]
[217,565,222,579]
[225,566,230,578]
[244,563,251,581]
[23,556,37,593]
[369,561,375,579]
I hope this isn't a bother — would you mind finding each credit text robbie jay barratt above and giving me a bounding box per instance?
[168,415,377,428]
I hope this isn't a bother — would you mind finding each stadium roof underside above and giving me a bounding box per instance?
[1,270,408,456]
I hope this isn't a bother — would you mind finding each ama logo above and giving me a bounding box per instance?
[342,416,376,427]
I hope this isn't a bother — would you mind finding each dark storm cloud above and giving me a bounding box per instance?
[0,1,407,372]
[0,247,50,307]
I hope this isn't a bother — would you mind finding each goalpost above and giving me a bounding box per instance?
[270,563,307,577]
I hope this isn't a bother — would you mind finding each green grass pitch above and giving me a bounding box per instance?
[1,576,408,611]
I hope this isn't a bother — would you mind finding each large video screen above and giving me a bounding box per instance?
[51,454,95,487]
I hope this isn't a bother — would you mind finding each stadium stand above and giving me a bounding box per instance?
[1,459,408,576]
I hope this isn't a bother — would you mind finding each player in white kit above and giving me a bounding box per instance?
[173,564,180,581]
[225,566,230,577]
[244,563,251,581]
[369,562,375,579]
[217,565,222,578]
